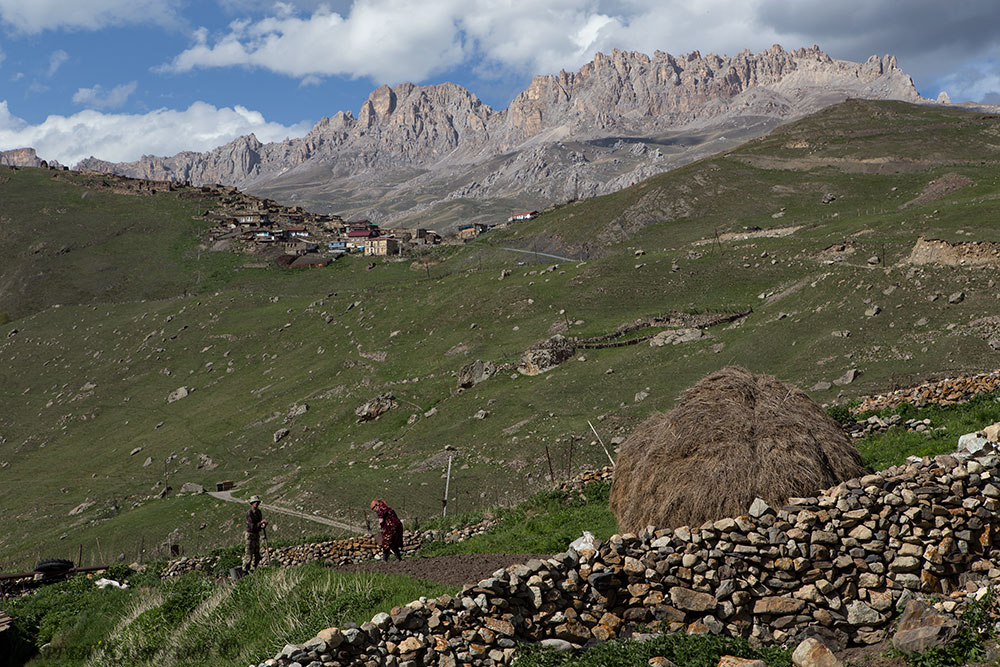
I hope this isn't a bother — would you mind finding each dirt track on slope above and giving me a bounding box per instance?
[331,553,553,588]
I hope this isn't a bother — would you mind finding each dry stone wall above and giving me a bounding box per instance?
[161,519,500,578]
[854,370,1000,414]
[256,440,1000,667]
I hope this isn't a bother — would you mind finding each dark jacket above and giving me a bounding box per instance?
[246,506,264,534]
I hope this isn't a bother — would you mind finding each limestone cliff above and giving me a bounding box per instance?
[75,45,923,228]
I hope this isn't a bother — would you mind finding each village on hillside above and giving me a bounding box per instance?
[197,183,541,267]
[12,161,546,267]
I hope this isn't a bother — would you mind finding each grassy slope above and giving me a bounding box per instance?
[3,100,1000,570]
[3,563,455,667]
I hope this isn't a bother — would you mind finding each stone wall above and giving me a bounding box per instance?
[256,441,1000,667]
[161,519,501,578]
[854,370,1000,414]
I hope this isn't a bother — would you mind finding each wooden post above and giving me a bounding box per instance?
[442,454,453,518]
[588,420,616,467]
[77,544,83,568]
[545,445,555,481]
[567,440,573,478]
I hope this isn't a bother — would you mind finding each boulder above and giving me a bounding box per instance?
[355,393,397,422]
[792,637,842,667]
[518,335,576,375]
[167,386,189,403]
[457,360,496,389]
[892,600,959,655]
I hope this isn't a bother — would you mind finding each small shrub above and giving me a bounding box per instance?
[825,403,854,425]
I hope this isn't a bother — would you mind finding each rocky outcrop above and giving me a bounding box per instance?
[457,360,496,390]
[905,236,1000,268]
[355,392,398,422]
[76,46,923,227]
[518,335,577,375]
[1,147,62,169]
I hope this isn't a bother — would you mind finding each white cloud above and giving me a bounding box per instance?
[156,0,1000,104]
[0,100,312,166]
[0,0,183,33]
[936,58,1000,105]
[161,1,466,83]
[47,50,68,77]
[73,81,138,109]
[160,1,785,86]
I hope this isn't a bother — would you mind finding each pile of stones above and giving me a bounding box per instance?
[554,466,614,493]
[842,414,936,439]
[255,435,1000,667]
[854,370,1000,414]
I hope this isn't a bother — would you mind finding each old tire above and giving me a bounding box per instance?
[34,558,75,573]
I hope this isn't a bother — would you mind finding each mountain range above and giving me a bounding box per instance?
[73,45,923,230]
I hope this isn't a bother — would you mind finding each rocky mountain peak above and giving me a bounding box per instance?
[73,45,926,227]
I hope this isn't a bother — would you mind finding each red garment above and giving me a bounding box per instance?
[372,500,403,549]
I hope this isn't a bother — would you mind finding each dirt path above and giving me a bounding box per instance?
[208,490,364,533]
[473,243,576,262]
[332,553,554,588]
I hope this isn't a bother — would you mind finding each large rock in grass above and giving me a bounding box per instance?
[518,335,576,375]
[355,393,397,422]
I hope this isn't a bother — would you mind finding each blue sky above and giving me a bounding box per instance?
[1,0,998,167]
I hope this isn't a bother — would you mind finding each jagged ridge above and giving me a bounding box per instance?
[76,45,921,227]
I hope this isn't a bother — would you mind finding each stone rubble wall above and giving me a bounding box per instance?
[854,370,1000,415]
[161,519,501,578]
[256,441,1000,667]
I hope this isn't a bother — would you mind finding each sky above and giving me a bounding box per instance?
[0,0,998,167]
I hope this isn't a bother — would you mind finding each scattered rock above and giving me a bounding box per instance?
[518,335,576,375]
[68,501,94,516]
[833,369,859,386]
[273,428,290,443]
[457,360,496,389]
[948,291,965,304]
[355,393,397,422]
[167,387,189,403]
[285,404,308,422]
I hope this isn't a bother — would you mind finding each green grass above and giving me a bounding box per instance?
[3,562,455,667]
[6,99,1000,571]
[420,481,619,556]
[853,392,1000,471]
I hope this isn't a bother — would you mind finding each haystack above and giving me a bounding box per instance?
[609,366,867,532]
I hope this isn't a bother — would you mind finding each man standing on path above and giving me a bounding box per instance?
[371,499,403,561]
[243,495,267,572]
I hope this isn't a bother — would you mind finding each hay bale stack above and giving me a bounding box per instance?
[610,366,867,532]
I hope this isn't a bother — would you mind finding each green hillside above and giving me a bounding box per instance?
[3,99,1000,571]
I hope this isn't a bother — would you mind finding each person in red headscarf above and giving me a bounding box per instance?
[370,498,403,561]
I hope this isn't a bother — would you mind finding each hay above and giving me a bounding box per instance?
[609,366,867,532]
